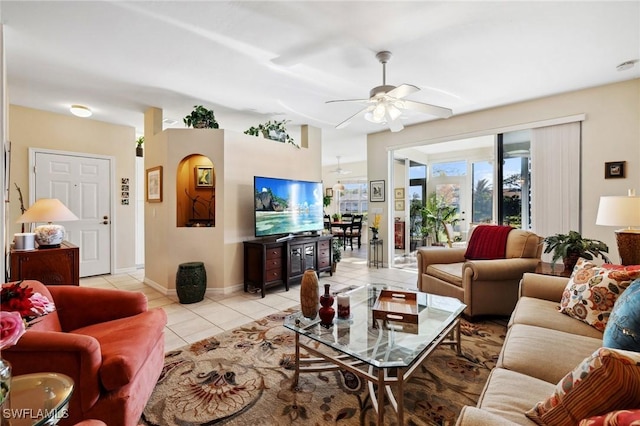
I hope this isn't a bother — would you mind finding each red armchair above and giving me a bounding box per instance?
[2,280,167,426]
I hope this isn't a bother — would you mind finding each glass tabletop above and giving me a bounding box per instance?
[284,284,465,368]
[8,372,74,426]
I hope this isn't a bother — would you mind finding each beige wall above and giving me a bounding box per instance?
[369,79,640,264]
[144,127,322,295]
[8,105,137,273]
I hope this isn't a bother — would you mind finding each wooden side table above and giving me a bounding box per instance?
[535,261,572,278]
[10,241,80,285]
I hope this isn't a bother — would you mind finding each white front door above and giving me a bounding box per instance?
[34,151,111,277]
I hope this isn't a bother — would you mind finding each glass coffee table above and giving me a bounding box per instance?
[284,284,465,426]
[5,372,74,426]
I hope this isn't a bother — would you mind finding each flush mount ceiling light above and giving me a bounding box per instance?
[70,105,92,117]
[616,60,638,71]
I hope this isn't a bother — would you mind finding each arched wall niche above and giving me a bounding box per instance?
[176,154,215,227]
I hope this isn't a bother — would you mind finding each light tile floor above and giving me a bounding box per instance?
[79,247,419,352]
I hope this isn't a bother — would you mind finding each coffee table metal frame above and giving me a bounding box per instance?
[284,284,465,426]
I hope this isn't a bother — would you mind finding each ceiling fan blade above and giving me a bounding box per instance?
[387,115,404,133]
[402,100,453,119]
[386,84,420,99]
[335,106,370,129]
[326,98,370,104]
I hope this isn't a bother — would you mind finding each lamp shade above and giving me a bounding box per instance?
[596,196,640,227]
[17,198,79,223]
[333,182,345,192]
[17,199,78,248]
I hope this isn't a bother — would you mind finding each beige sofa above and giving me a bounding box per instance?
[416,229,542,318]
[456,273,605,425]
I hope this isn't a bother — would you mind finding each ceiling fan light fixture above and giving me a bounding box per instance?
[365,102,387,123]
[70,104,92,118]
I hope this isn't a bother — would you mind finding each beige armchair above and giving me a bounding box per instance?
[416,229,542,319]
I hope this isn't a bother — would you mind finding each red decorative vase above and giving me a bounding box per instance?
[318,284,335,327]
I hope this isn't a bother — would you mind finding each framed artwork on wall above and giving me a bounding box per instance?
[195,165,214,188]
[604,161,625,179]
[146,166,163,202]
[370,180,385,202]
[395,200,405,211]
[325,188,333,197]
[394,188,405,199]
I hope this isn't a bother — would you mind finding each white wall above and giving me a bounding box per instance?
[369,79,640,264]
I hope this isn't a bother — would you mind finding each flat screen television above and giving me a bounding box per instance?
[254,176,324,238]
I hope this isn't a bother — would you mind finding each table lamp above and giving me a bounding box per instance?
[596,189,640,265]
[16,198,79,248]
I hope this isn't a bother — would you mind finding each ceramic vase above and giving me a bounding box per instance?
[319,284,335,327]
[300,269,319,319]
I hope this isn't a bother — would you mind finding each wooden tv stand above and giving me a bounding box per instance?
[243,234,333,297]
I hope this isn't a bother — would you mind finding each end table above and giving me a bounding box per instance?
[369,239,383,268]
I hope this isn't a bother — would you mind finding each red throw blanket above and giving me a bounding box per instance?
[465,225,514,260]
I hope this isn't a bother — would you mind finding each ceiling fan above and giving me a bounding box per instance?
[330,156,352,175]
[327,51,453,132]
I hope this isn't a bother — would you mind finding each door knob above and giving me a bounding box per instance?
[103,215,108,220]
[102,220,109,225]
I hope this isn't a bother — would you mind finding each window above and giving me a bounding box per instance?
[472,161,493,223]
[339,180,368,218]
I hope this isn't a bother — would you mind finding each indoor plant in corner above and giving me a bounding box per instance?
[183,105,219,129]
[331,238,342,273]
[543,230,610,271]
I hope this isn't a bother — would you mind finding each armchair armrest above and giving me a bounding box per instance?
[456,406,519,426]
[519,272,570,302]
[3,330,102,412]
[464,258,540,281]
[417,247,466,269]
[48,286,148,331]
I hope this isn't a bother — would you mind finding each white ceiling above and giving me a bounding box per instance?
[2,1,639,166]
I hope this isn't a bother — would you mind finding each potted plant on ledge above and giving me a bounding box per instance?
[183,105,219,129]
[542,230,610,271]
[136,136,144,157]
[244,120,297,147]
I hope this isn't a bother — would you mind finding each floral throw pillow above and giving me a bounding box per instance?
[558,258,640,331]
[578,409,640,426]
[525,347,640,426]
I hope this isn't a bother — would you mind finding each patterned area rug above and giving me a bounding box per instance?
[142,309,505,426]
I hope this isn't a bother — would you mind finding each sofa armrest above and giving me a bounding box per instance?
[49,286,148,331]
[519,272,570,302]
[464,258,540,281]
[456,406,520,426]
[3,330,102,413]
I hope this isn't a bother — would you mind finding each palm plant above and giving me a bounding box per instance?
[421,192,460,244]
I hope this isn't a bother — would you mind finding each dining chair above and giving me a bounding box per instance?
[345,214,363,250]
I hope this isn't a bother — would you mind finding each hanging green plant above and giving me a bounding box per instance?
[244,120,297,147]
[183,105,219,129]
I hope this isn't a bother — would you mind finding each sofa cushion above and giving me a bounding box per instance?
[72,308,166,391]
[578,409,640,426]
[425,263,463,287]
[603,279,640,352]
[525,347,640,426]
[559,259,640,332]
[509,296,603,339]
[476,368,554,425]
[497,324,602,384]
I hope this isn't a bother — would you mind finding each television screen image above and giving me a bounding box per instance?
[254,176,324,238]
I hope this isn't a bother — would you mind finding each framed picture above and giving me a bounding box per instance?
[325,188,333,197]
[370,180,385,202]
[605,161,625,179]
[195,165,214,188]
[395,200,405,211]
[146,166,163,203]
[394,188,405,199]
